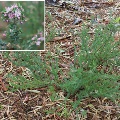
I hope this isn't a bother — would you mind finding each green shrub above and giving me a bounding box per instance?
[7,74,47,92]
[60,23,120,101]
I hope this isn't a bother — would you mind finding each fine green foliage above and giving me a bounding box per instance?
[3,51,61,92]
[3,52,50,91]
[0,39,7,50]
[60,23,120,101]
[4,52,49,80]
[7,74,47,92]
[45,12,56,42]
[46,26,56,42]
[2,23,120,102]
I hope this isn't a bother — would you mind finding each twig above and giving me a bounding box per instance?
[0,77,7,91]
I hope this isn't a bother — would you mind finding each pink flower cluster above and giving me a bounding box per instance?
[2,31,7,37]
[1,3,25,23]
[32,32,44,46]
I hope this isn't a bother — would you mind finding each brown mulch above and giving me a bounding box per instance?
[0,89,120,119]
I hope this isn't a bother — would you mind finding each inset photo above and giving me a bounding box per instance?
[0,1,44,50]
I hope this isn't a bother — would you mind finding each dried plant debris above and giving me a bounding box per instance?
[0,53,34,92]
[0,90,120,119]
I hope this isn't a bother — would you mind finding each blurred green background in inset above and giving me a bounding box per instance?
[0,1,44,50]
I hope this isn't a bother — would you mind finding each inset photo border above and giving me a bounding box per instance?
[0,1,45,51]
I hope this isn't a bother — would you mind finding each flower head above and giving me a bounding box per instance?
[37,38,41,41]
[5,7,12,13]
[8,13,14,19]
[2,3,26,24]
[2,33,6,37]
[40,37,44,41]
[20,21,23,24]
[14,9,21,18]
[31,32,44,46]
[36,41,41,46]
[32,37,35,40]
[12,4,18,8]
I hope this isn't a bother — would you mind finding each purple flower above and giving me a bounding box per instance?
[2,3,26,24]
[8,13,14,19]
[40,37,44,41]
[31,32,44,46]
[18,16,20,19]
[39,32,42,35]
[15,9,21,18]
[20,21,23,24]
[5,7,12,13]
[36,41,41,46]
[37,38,41,41]
[4,13,7,16]
[32,37,35,40]
[37,37,44,41]
[12,4,18,8]
[2,33,6,37]
[6,20,9,22]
